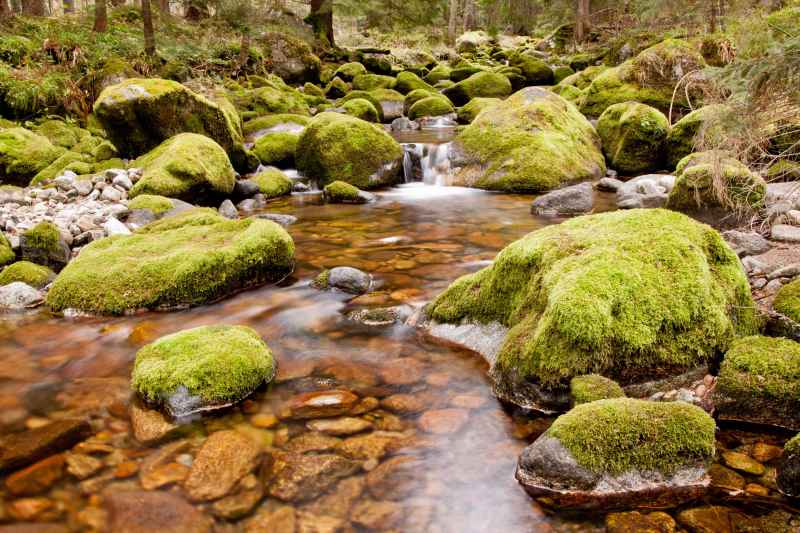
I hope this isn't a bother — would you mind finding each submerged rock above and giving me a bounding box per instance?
[131,325,276,418]
[530,182,593,216]
[516,398,715,510]
[314,266,372,295]
[0,419,90,474]
[46,209,294,315]
[103,489,212,533]
[268,451,359,502]
[184,430,261,501]
[424,209,757,411]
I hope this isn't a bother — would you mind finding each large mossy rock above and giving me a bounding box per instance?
[442,71,512,106]
[425,208,757,411]
[666,151,766,214]
[132,325,276,417]
[0,261,54,289]
[0,232,14,267]
[130,133,236,203]
[296,112,402,189]
[0,127,64,186]
[46,209,295,315]
[597,101,670,173]
[778,433,800,497]
[408,96,455,121]
[665,104,728,169]
[455,30,495,54]
[516,398,715,510]
[580,39,707,117]
[450,87,605,192]
[93,78,249,170]
[261,32,320,83]
[775,278,800,324]
[713,336,800,430]
[510,54,554,85]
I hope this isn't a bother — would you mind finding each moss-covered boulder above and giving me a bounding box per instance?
[450,87,605,192]
[570,375,625,405]
[236,79,312,117]
[47,209,294,315]
[395,71,435,94]
[597,102,670,173]
[322,180,373,204]
[130,133,236,203]
[261,32,320,83]
[581,39,707,117]
[426,208,757,411]
[352,74,396,91]
[442,71,512,106]
[128,194,179,216]
[510,54,555,86]
[93,78,249,170]
[665,104,728,169]
[325,77,350,99]
[368,89,405,122]
[20,222,71,272]
[403,89,437,115]
[334,62,367,82]
[408,96,455,121]
[425,64,452,85]
[713,336,800,430]
[342,98,380,123]
[0,232,13,266]
[250,168,293,199]
[243,114,310,138]
[666,151,766,214]
[338,91,385,123]
[456,97,500,124]
[775,279,800,324]
[132,325,276,417]
[516,398,715,510]
[0,261,54,289]
[252,132,298,167]
[553,65,575,84]
[778,433,800,497]
[0,127,64,186]
[456,30,495,54]
[296,112,402,189]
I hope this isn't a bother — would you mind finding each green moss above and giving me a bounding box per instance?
[557,65,608,91]
[342,98,380,123]
[325,77,350,99]
[667,151,766,212]
[425,64,452,84]
[296,112,402,189]
[454,87,605,192]
[260,31,320,83]
[31,151,87,186]
[665,105,730,169]
[0,127,64,186]
[597,102,669,173]
[47,209,295,315]
[250,168,293,199]
[456,97,500,124]
[570,374,625,405]
[442,71,512,106]
[130,133,236,202]
[767,160,800,182]
[395,71,435,94]
[368,88,405,103]
[403,89,437,115]
[23,222,61,255]
[32,120,86,149]
[0,261,54,288]
[242,114,310,137]
[428,208,758,389]
[252,132,299,166]
[132,325,275,409]
[0,233,14,267]
[303,82,326,101]
[553,65,575,84]
[314,268,331,288]
[408,96,455,121]
[323,180,361,202]
[352,74,397,91]
[786,433,800,456]
[338,91,385,122]
[450,65,485,82]
[510,54,554,85]
[547,398,715,475]
[334,62,367,82]
[128,194,175,215]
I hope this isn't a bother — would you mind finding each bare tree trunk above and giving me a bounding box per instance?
[142,0,156,56]
[236,32,250,74]
[308,0,334,46]
[0,0,11,17]
[94,0,108,32]
[575,0,590,43]
[709,0,718,33]
[447,0,458,43]
[21,0,45,15]
[158,0,168,13]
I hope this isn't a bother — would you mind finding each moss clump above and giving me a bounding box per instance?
[597,101,669,173]
[510,54,554,85]
[395,71,435,94]
[31,151,87,186]
[0,261,54,288]
[128,194,175,215]
[408,96,455,121]
[261,31,320,83]
[296,112,402,189]
[453,87,605,192]
[425,64,452,84]
[786,434,800,457]
[132,325,275,412]
[323,180,361,203]
[252,132,299,166]
[553,65,575,84]
[250,168,293,199]
[32,119,88,149]
[130,133,236,202]
[352,74,396,91]
[23,222,61,255]
[665,105,729,169]
[570,374,626,405]
[667,151,766,213]
[334,62,367,82]
[0,233,14,267]
[428,209,758,391]
[325,77,350,99]
[442,71,512,106]
[338,91,385,122]
[242,114,310,137]
[237,83,312,117]
[557,65,608,91]
[93,79,248,169]
[457,97,501,124]
[547,398,715,475]
[767,160,800,182]
[303,82,326,101]
[0,127,64,186]
[47,209,295,315]
[342,98,381,123]
[775,279,800,323]
[403,89,437,115]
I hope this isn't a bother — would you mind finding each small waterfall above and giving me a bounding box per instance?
[403,149,415,183]
[402,142,452,186]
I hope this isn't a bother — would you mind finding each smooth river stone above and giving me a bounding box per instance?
[0,419,91,474]
[267,451,359,502]
[306,417,373,436]
[282,390,360,419]
[184,430,261,501]
[104,489,212,533]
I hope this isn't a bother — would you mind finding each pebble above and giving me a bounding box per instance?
[184,430,261,501]
[751,442,783,463]
[306,417,373,436]
[282,390,360,420]
[722,451,766,476]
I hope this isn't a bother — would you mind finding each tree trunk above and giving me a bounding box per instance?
[447,0,459,43]
[158,0,168,13]
[142,0,156,56]
[709,1,718,33]
[236,32,250,74]
[308,0,334,47]
[94,0,108,32]
[0,0,11,18]
[575,0,590,43]
[21,0,44,16]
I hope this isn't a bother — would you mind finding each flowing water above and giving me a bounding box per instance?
[0,130,795,531]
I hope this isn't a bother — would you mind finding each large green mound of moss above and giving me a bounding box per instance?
[130,133,236,202]
[510,54,554,85]
[132,325,275,414]
[408,96,455,121]
[334,62,367,82]
[295,112,402,189]
[395,71,435,94]
[428,209,758,393]
[93,78,248,169]
[775,279,800,323]
[251,168,293,199]
[47,209,295,315]
[252,132,299,167]
[0,261,54,288]
[452,87,605,192]
[242,114,310,137]
[128,194,175,215]
[597,101,669,173]
[342,98,380,123]
[0,127,64,186]
[665,104,729,169]
[546,398,715,475]
[666,151,766,213]
[442,71,512,106]
[456,97,500,124]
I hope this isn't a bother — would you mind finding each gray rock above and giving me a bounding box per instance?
[256,213,297,227]
[54,175,75,190]
[21,229,71,271]
[100,186,123,202]
[640,193,668,208]
[531,182,593,216]
[103,217,131,236]
[723,230,772,257]
[292,182,310,193]
[0,282,43,309]
[74,180,94,196]
[742,256,767,275]
[767,182,800,208]
[769,263,800,280]
[616,174,675,209]
[112,174,133,191]
[772,224,800,242]
[765,278,785,293]
[218,199,238,219]
[391,117,420,132]
[347,305,415,326]
[233,179,260,199]
[321,267,372,295]
[752,278,767,289]
[596,177,624,192]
